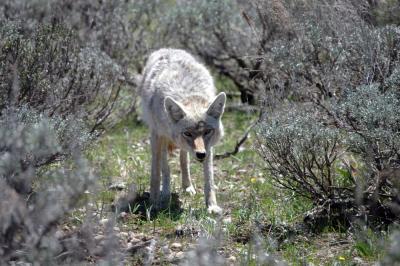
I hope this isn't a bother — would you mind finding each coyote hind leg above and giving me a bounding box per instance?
[150,131,162,209]
[161,138,171,205]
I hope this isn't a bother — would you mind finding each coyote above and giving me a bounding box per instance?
[140,48,226,214]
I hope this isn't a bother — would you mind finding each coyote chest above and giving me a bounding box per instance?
[140,48,226,214]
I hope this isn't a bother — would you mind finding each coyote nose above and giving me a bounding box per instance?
[196,152,206,160]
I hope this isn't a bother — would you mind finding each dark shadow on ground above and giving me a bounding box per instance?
[112,188,183,220]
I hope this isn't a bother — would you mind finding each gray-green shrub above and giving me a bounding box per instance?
[255,0,400,228]
[0,107,124,264]
[256,106,344,201]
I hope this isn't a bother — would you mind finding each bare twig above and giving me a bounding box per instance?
[214,121,258,160]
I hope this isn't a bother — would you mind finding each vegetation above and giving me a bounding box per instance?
[0,0,399,264]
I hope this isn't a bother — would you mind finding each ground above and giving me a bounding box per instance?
[82,110,385,265]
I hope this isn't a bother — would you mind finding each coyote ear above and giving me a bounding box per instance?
[164,96,186,122]
[207,92,226,119]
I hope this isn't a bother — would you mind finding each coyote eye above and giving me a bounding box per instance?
[183,131,192,138]
[204,129,214,136]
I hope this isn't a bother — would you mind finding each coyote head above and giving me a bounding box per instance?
[164,92,226,162]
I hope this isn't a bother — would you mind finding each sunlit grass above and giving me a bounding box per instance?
[85,109,386,264]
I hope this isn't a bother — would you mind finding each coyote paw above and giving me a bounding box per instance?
[207,205,223,215]
[184,185,196,196]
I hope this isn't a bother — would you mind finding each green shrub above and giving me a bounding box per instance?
[0,21,129,132]
[0,107,124,264]
[256,1,400,228]
[256,106,344,202]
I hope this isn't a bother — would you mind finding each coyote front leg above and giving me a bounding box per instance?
[150,131,162,209]
[180,150,196,195]
[161,138,171,204]
[203,148,222,214]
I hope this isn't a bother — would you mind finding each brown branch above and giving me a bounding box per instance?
[214,121,257,160]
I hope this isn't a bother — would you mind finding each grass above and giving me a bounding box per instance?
[85,109,387,265]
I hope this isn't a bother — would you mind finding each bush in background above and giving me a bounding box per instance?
[256,0,400,229]
[164,0,296,104]
[256,106,344,202]
[163,0,399,106]
[0,1,141,263]
[0,21,127,132]
[0,107,124,264]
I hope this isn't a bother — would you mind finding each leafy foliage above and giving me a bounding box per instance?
[256,106,344,201]
[0,1,139,263]
[334,84,400,172]
[256,0,400,229]
[0,108,124,264]
[0,106,92,193]
[164,0,263,104]
[0,21,132,133]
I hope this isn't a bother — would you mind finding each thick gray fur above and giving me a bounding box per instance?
[140,48,226,214]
